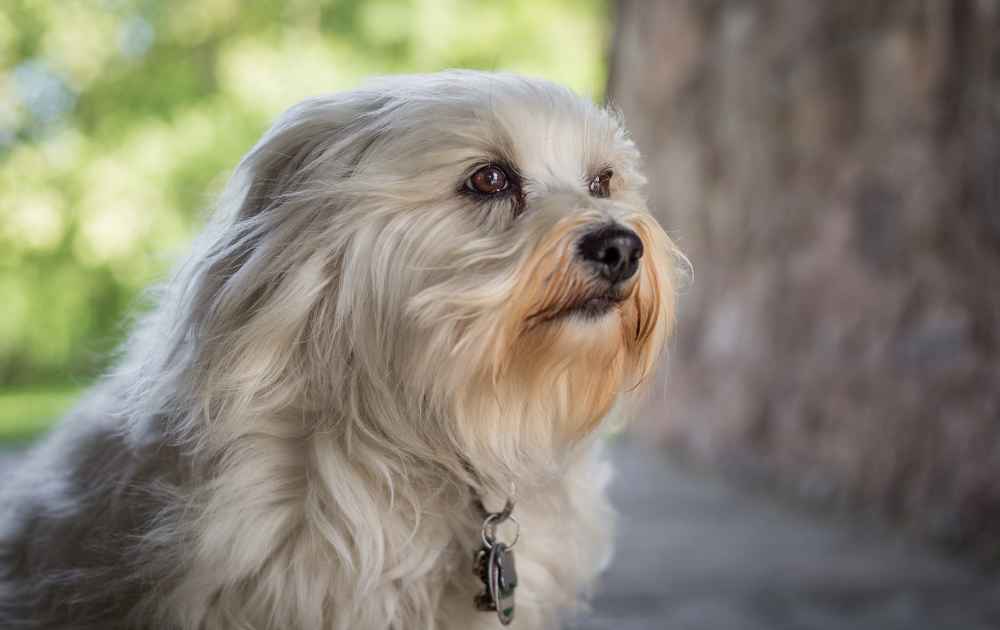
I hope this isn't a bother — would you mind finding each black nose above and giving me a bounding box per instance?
[578,226,644,284]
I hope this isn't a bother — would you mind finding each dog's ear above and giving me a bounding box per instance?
[235,97,374,220]
[191,97,380,333]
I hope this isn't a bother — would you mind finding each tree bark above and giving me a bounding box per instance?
[610,0,1000,562]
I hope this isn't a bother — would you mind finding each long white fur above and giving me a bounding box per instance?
[0,71,678,630]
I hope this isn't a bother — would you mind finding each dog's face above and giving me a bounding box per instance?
[196,72,677,471]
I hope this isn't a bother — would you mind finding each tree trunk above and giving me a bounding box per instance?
[609,0,1000,563]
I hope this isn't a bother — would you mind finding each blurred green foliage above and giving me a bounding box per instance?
[0,384,81,442]
[0,0,610,396]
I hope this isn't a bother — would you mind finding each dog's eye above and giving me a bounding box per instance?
[467,165,509,195]
[589,169,613,198]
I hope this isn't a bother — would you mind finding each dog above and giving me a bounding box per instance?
[0,71,679,629]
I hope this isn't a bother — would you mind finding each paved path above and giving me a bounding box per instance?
[3,442,998,629]
[573,437,1000,630]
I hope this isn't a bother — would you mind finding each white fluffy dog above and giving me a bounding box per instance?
[0,71,679,629]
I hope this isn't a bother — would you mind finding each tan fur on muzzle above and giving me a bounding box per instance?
[450,211,676,448]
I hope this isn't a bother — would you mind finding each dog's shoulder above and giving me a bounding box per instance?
[0,384,185,630]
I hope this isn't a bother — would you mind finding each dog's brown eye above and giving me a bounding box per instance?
[589,169,613,198]
[468,165,509,195]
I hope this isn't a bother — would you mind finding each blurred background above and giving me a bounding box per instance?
[2,1,999,628]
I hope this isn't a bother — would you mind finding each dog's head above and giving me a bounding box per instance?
[187,71,679,476]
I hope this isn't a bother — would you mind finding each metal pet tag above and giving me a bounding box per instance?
[474,541,517,625]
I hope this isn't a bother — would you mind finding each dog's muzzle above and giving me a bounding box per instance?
[546,224,643,320]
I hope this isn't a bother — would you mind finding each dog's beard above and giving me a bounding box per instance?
[407,205,675,478]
